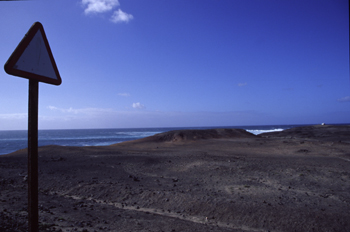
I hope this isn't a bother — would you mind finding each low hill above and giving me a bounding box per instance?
[118,128,256,144]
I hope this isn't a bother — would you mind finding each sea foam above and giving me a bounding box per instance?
[246,128,284,135]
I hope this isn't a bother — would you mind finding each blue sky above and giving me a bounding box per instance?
[0,0,349,130]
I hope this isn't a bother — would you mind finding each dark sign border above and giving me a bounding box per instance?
[4,22,62,85]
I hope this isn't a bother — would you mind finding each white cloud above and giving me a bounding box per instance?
[0,113,27,120]
[238,83,247,87]
[118,93,130,97]
[47,106,113,114]
[337,96,350,102]
[48,105,78,114]
[82,0,120,14]
[132,102,145,109]
[0,113,27,130]
[110,9,133,23]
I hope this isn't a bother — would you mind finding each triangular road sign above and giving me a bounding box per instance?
[4,22,62,85]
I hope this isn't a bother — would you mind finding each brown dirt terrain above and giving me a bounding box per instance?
[0,126,349,231]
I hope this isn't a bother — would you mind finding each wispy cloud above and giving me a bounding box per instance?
[81,0,133,23]
[110,9,133,23]
[118,93,130,97]
[82,0,119,14]
[0,113,27,120]
[238,83,247,87]
[132,102,145,109]
[0,113,27,130]
[47,106,113,114]
[337,96,350,103]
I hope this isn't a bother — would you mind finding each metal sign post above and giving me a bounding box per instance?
[28,80,39,231]
[4,22,62,232]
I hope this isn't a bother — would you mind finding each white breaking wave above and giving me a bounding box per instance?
[114,131,161,138]
[246,128,284,135]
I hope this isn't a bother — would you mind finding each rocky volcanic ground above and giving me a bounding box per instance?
[0,125,349,231]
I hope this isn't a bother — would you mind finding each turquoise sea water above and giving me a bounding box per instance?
[0,124,311,155]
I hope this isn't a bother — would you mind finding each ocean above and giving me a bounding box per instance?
[0,124,307,155]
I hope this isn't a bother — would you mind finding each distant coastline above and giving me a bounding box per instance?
[1,123,349,155]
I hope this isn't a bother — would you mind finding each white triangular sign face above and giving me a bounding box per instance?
[4,22,62,85]
[15,30,59,80]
